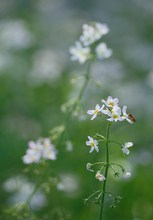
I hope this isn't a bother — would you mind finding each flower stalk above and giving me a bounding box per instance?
[57,60,93,146]
[99,122,111,220]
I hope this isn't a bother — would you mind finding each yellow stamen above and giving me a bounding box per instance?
[109,102,114,106]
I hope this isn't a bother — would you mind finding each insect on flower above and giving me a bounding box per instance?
[128,113,136,123]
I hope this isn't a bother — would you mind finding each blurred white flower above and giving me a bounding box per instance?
[80,23,109,46]
[0,20,34,49]
[3,175,28,193]
[87,104,104,120]
[42,138,57,160]
[95,171,106,181]
[102,96,119,108]
[123,171,131,179]
[3,175,47,210]
[23,141,42,164]
[86,163,94,172]
[95,43,112,60]
[57,173,79,194]
[0,53,13,71]
[69,41,90,64]
[30,49,64,84]
[23,138,57,164]
[86,136,99,153]
[122,142,133,155]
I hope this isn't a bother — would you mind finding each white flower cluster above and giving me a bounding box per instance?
[86,96,134,155]
[69,22,112,64]
[86,136,133,155]
[23,138,57,164]
[87,96,135,124]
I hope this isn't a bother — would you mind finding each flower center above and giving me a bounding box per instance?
[109,101,114,107]
[113,114,118,119]
[91,141,95,147]
[94,109,99,114]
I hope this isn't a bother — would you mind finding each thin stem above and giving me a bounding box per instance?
[99,122,111,220]
[92,162,106,166]
[57,60,93,146]
[26,162,51,205]
[86,190,102,201]
[77,60,92,101]
[109,164,116,173]
[28,61,92,212]
[26,181,42,204]
[110,162,125,172]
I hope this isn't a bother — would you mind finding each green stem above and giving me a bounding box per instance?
[25,60,94,210]
[99,122,111,220]
[26,162,51,205]
[110,162,125,172]
[86,190,102,201]
[57,60,93,145]
[68,60,92,116]
[77,60,92,101]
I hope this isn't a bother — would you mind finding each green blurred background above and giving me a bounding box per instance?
[0,0,153,219]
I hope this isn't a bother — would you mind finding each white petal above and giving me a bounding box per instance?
[126,118,134,124]
[126,142,133,148]
[114,98,119,105]
[87,136,91,139]
[107,118,114,122]
[89,147,94,153]
[91,114,97,120]
[28,141,36,149]
[95,146,99,152]
[122,106,127,115]
[86,141,90,146]
[94,140,98,145]
[87,110,94,115]
[122,147,130,155]
[101,109,108,115]
[95,104,100,109]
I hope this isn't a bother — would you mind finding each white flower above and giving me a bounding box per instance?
[122,142,133,155]
[87,104,104,120]
[86,163,94,172]
[0,20,34,50]
[42,138,57,160]
[95,43,112,60]
[122,106,134,124]
[123,171,131,179]
[86,136,99,153]
[23,138,57,164]
[80,22,109,46]
[57,174,79,193]
[22,141,42,164]
[102,96,119,108]
[104,106,124,122]
[95,23,109,36]
[69,41,90,64]
[95,171,106,181]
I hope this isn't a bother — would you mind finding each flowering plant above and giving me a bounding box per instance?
[12,21,135,220]
[69,22,135,220]
[70,22,112,64]
[23,138,57,164]
[85,96,134,219]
